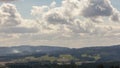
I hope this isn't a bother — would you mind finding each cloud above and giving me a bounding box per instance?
[31,0,113,36]
[44,11,70,25]
[81,0,120,22]
[31,6,48,16]
[110,10,120,22]
[67,19,109,36]
[50,1,56,8]
[0,27,38,34]
[0,3,38,34]
[0,3,21,27]
[0,0,17,2]
[28,0,120,47]
[81,0,113,17]
[0,0,120,47]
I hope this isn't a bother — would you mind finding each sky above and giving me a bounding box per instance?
[0,0,120,48]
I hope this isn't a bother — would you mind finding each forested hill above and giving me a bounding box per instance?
[0,45,120,62]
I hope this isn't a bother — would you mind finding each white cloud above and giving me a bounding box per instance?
[0,3,38,34]
[44,11,70,25]
[30,0,114,36]
[29,0,120,47]
[0,0,120,47]
[31,6,49,16]
[110,10,120,22]
[0,0,17,2]
[50,1,56,8]
[0,3,21,27]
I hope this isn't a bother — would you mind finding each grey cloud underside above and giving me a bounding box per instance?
[82,0,113,17]
[67,21,106,35]
[0,27,38,33]
[45,12,69,25]
[81,0,120,22]
[0,0,17,2]
[111,12,120,22]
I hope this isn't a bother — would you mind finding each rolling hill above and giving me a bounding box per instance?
[0,45,120,62]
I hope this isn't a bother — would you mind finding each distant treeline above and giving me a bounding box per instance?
[2,61,120,68]
[5,62,79,68]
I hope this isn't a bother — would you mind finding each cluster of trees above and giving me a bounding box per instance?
[0,64,6,68]
[3,61,120,68]
[1,54,120,68]
[13,54,78,63]
[80,62,120,68]
[6,62,79,68]
[97,64,120,68]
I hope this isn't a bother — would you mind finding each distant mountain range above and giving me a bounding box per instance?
[0,45,69,56]
[0,45,120,62]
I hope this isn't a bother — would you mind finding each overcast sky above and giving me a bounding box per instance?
[0,0,120,48]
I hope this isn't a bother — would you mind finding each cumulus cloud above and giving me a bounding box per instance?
[81,0,113,17]
[0,3,38,34]
[67,19,108,35]
[50,1,56,8]
[0,0,17,2]
[44,11,70,25]
[110,11,120,22]
[0,3,21,27]
[0,0,120,47]
[28,0,120,47]
[31,0,115,36]
[31,6,48,16]
[81,0,120,22]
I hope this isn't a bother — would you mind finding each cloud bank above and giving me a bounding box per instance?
[0,0,120,47]
[0,0,17,2]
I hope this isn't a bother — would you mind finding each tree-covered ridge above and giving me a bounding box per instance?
[0,45,120,63]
